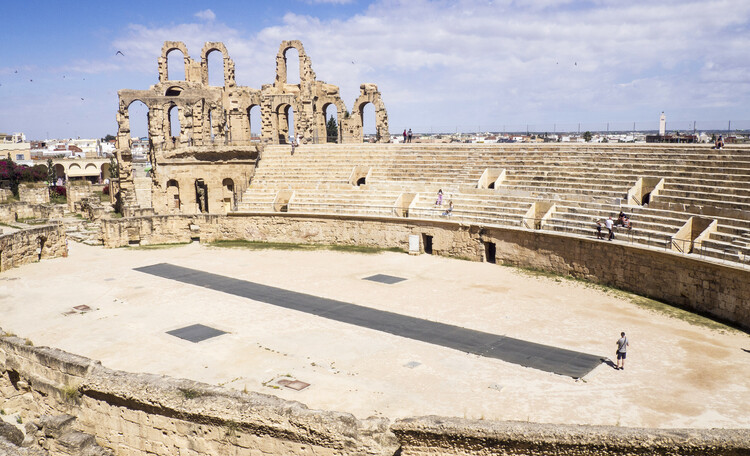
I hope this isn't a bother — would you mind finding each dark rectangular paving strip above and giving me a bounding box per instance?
[167,323,227,343]
[363,274,407,284]
[136,263,603,378]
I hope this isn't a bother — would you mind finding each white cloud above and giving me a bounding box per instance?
[14,0,750,138]
[194,9,216,21]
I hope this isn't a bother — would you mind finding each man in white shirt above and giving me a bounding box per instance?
[605,216,615,241]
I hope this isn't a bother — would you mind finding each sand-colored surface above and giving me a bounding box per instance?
[1,241,749,429]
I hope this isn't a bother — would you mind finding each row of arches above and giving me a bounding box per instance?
[125,99,378,145]
[164,177,236,213]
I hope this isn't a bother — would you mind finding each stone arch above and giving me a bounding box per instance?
[159,41,190,83]
[274,102,297,144]
[101,163,111,181]
[116,99,150,150]
[54,164,66,182]
[246,104,262,139]
[201,42,235,87]
[317,97,346,143]
[349,84,389,143]
[222,178,235,212]
[274,40,315,87]
[167,103,181,147]
[165,86,184,97]
[166,179,180,210]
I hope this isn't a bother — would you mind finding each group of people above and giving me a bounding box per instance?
[596,211,631,241]
[402,129,413,143]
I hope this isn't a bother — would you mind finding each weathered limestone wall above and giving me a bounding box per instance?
[2,334,749,456]
[18,184,50,205]
[0,188,12,203]
[391,417,750,456]
[100,213,750,329]
[66,181,94,212]
[0,335,396,456]
[0,203,64,224]
[0,223,67,273]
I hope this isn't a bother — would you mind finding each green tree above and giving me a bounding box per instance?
[326,115,338,143]
[47,159,55,186]
[102,134,116,142]
[583,131,592,142]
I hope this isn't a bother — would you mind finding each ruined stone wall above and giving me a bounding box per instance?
[0,335,396,456]
[18,184,50,205]
[2,333,749,456]
[391,417,750,456]
[99,213,750,329]
[0,188,12,203]
[0,203,64,224]
[66,181,93,212]
[0,223,67,273]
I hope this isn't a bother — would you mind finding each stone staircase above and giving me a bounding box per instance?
[236,143,750,265]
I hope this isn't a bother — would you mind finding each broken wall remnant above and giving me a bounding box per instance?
[115,40,389,216]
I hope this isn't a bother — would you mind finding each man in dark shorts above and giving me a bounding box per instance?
[616,331,629,370]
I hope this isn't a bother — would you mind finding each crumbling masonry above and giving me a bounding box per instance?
[115,40,389,215]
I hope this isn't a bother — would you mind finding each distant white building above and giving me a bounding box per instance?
[659,112,666,136]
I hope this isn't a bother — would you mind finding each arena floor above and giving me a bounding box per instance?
[2,241,750,429]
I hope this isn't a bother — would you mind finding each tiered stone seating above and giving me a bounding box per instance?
[236,143,750,266]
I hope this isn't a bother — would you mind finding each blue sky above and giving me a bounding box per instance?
[2,0,749,139]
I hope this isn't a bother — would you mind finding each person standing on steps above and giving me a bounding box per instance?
[616,332,629,370]
[407,128,413,143]
[403,129,407,143]
[605,216,615,241]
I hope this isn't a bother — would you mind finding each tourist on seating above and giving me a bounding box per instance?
[616,211,626,227]
[623,215,631,230]
[605,216,615,241]
[442,200,453,216]
[715,135,724,149]
[403,129,407,143]
[435,189,443,206]
[408,128,413,143]
[595,220,604,239]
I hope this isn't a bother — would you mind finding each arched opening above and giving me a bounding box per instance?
[54,164,66,185]
[247,105,261,140]
[222,178,235,212]
[195,179,208,213]
[127,100,149,145]
[167,179,180,209]
[284,47,300,85]
[101,163,111,182]
[324,104,339,143]
[356,177,366,186]
[276,104,294,144]
[207,50,224,87]
[166,49,186,81]
[165,86,183,97]
[168,105,180,146]
[361,102,376,143]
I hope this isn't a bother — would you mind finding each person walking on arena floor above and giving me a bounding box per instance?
[616,332,629,370]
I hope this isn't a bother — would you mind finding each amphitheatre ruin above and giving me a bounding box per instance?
[1,40,750,456]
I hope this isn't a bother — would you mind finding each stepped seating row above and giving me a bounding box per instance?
[240,144,750,266]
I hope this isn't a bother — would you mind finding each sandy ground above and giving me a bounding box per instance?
[1,241,749,429]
